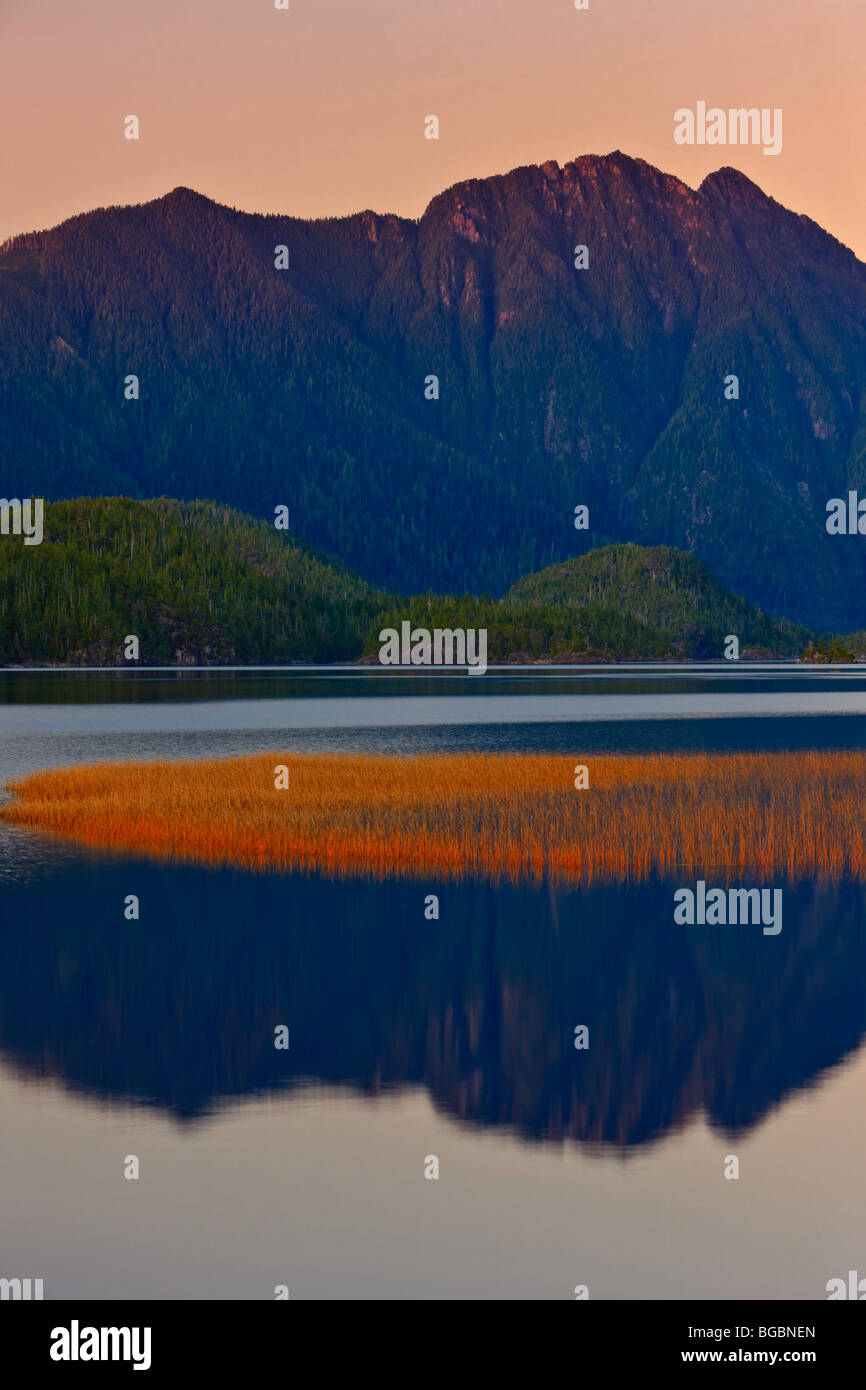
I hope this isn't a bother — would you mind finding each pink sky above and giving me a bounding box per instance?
[1,0,863,256]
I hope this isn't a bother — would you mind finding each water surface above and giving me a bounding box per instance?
[1,668,864,1299]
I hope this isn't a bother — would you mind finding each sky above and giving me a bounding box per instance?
[1,0,863,256]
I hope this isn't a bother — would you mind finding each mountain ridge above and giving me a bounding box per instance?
[6,151,859,260]
[2,152,865,627]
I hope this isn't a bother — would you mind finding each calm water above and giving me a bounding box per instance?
[1,667,865,1299]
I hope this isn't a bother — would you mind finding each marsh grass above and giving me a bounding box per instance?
[4,749,866,885]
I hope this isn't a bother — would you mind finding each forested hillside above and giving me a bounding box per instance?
[0,499,814,665]
[0,498,385,665]
[505,545,812,657]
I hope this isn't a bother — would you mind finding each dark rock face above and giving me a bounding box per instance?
[2,152,865,627]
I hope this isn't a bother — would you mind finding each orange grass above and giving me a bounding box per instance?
[3,749,865,885]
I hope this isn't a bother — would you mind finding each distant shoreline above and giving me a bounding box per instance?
[1,657,857,672]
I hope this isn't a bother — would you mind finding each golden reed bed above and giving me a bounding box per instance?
[3,749,866,885]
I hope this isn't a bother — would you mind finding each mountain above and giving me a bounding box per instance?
[0,497,385,665]
[504,544,811,657]
[1,154,865,628]
[0,498,811,665]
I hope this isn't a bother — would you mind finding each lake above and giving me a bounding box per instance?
[1,666,864,1299]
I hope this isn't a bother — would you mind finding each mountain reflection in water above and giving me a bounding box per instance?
[1,853,863,1150]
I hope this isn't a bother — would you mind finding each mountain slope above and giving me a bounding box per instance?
[0,499,811,665]
[1,155,865,626]
[0,497,386,665]
[505,544,811,657]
